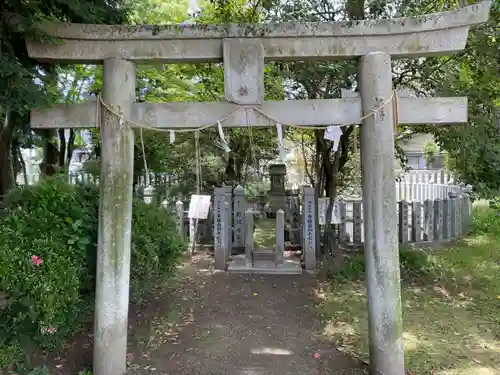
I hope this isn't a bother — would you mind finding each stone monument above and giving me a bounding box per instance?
[266,163,287,217]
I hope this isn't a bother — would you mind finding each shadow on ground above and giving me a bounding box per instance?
[42,251,367,375]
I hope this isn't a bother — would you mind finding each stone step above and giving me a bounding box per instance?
[227,255,302,275]
[252,248,277,261]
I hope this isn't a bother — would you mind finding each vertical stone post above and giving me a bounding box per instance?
[433,199,443,241]
[449,193,458,239]
[456,196,463,236]
[352,202,362,244]
[189,218,196,252]
[213,188,227,270]
[302,187,316,271]
[411,201,422,242]
[288,195,301,246]
[442,198,451,240]
[233,185,245,249]
[223,185,232,258]
[176,200,184,240]
[359,51,404,374]
[423,200,434,242]
[275,209,285,266]
[94,58,136,375]
[245,209,254,267]
[398,200,409,244]
[338,200,347,243]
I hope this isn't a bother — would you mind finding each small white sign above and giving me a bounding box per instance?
[188,195,211,219]
[318,198,341,225]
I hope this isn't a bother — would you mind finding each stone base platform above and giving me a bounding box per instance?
[227,254,302,275]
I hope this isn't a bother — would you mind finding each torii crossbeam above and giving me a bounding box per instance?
[26,2,490,375]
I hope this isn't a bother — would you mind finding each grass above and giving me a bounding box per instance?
[253,218,277,248]
[317,200,500,375]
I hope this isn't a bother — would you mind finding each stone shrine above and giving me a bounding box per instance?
[265,163,287,217]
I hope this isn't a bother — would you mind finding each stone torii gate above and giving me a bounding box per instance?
[26,2,490,375]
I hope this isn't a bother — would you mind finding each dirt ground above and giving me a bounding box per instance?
[44,252,367,375]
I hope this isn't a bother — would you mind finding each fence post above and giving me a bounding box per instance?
[456,195,463,236]
[214,188,227,270]
[398,200,409,244]
[223,185,232,259]
[302,186,316,271]
[288,195,301,246]
[353,201,362,244]
[448,191,458,238]
[276,209,285,266]
[433,199,444,241]
[233,185,245,249]
[338,200,347,243]
[411,201,422,242]
[245,209,253,268]
[462,196,469,235]
[423,200,434,242]
[189,218,196,252]
[442,198,451,240]
[176,200,184,240]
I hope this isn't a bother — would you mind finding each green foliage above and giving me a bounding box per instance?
[0,179,97,350]
[473,200,500,237]
[327,254,365,282]
[418,4,500,197]
[327,248,439,283]
[0,179,185,371]
[423,140,439,167]
[399,248,438,279]
[130,198,185,298]
[244,181,269,200]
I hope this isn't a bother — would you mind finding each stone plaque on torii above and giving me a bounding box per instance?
[26,2,491,375]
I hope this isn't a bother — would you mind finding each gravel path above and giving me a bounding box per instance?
[44,252,367,375]
[127,253,367,375]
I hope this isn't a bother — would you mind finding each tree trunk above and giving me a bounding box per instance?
[20,149,28,185]
[58,129,66,167]
[66,129,76,167]
[0,111,17,198]
[39,129,59,176]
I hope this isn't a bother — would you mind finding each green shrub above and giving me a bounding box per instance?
[130,198,185,297]
[0,178,185,369]
[0,179,98,350]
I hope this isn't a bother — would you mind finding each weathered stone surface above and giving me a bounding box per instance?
[352,202,362,244]
[31,96,468,129]
[245,209,253,268]
[223,39,264,105]
[176,200,184,240]
[267,164,287,216]
[275,209,285,265]
[26,2,490,62]
[213,188,227,270]
[233,185,245,248]
[223,186,232,259]
[359,52,404,375]
[93,58,136,375]
[423,200,434,241]
[433,199,444,241]
[302,187,316,271]
[411,201,422,242]
[398,200,409,244]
